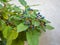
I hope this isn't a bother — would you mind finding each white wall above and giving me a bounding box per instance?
[10,0,60,45]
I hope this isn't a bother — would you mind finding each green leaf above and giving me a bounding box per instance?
[32,20,40,26]
[13,6,21,12]
[0,20,6,31]
[26,30,40,45]
[41,19,51,23]
[3,25,18,40]
[17,23,28,32]
[13,15,20,20]
[3,26,12,39]
[30,14,36,19]
[8,30,18,40]
[6,30,18,45]
[37,26,46,32]
[41,26,46,32]
[19,0,27,6]
[0,4,3,9]
[3,14,9,20]
[6,29,18,45]
[9,16,21,26]
[46,25,54,30]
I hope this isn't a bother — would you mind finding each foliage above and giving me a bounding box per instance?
[0,0,54,45]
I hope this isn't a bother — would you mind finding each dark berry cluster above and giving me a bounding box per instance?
[36,12,45,19]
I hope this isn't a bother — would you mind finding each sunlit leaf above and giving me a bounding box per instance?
[0,20,6,31]
[3,26,12,39]
[17,23,28,32]
[3,27,18,45]
[46,25,54,30]
[13,6,21,12]
[3,15,9,20]
[41,19,51,23]
[32,20,40,26]
[26,30,40,45]
[8,30,18,40]
[19,0,27,6]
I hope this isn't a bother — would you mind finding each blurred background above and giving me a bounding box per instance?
[10,0,60,45]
